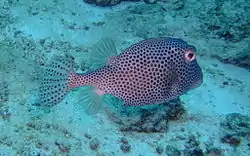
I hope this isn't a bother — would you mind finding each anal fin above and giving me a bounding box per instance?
[80,86,104,115]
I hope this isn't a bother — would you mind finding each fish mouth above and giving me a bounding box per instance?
[189,72,203,90]
[193,73,203,89]
[189,79,202,90]
[193,67,203,89]
[195,79,203,88]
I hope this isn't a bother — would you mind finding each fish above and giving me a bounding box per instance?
[38,37,203,114]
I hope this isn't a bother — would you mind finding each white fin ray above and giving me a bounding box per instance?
[80,86,104,115]
[89,38,117,70]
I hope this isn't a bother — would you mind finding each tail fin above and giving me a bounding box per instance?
[38,55,104,115]
[38,55,75,108]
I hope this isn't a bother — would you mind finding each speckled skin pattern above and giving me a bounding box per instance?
[39,37,203,107]
[70,37,203,106]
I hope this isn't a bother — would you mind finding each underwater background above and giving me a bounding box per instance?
[0,0,249,156]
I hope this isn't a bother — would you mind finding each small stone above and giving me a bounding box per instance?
[39,39,46,45]
[167,102,186,121]
[165,145,181,156]
[120,137,128,144]
[2,136,12,146]
[171,0,185,10]
[14,30,22,37]
[35,141,43,149]
[31,8,39,15]
[186,135,200,148]
[222,81,229,86]
[120,143,131,153]
[96,152,109,156]
[55,141,70,153]
[184,148,204,156]
[29,148,41,156]
[83,25,90,31]
[83,0,121,6]
[156,145,164,154]
[84,133,92,139]
[144,0,157,4]
[0,80,9,103]
[206,147,222,156]
[89,138,99,150]
[180,127,185,132]
[0,106,11,120]
[83,0,95,5]
[92,21,105,27]
[221,134,241,147]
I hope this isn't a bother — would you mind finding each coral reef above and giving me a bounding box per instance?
[0,33,88,84]
[105,4,169,39]
[198,0,249,42]
[119,137,131,153]
[0,77,10,121]
[143,0,157,4]
[84,0,122,7]
[107,98,186,133]
[0,1,15,30]
[0,119,83,155]
[193,0,249,68]
[220,113,250,139]
[219,54,250,70]
[183,135,204,156]
[89,138,100,151]
[120,142,131,153]
[220,113,250,147]
[221,134,241,147]
[155,145,164,154]
[165,145,181,156]
[83,0,158,7]
[0,80,9,104]
[103,1,249,70]
[205,147,223,156]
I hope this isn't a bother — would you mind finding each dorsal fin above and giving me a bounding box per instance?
[89,38,117,70]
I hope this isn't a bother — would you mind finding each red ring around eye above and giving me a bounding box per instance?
[184,50,195,61]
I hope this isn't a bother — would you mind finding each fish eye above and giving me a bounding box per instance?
[184,50,195,61]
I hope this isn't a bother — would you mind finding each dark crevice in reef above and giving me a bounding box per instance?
[106,98,187,133]
[213,54,250,70]
[222,55,250,69]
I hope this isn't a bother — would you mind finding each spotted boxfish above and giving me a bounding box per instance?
[38,37,203,114]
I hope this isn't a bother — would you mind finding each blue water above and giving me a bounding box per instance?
[0,0,249,156]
